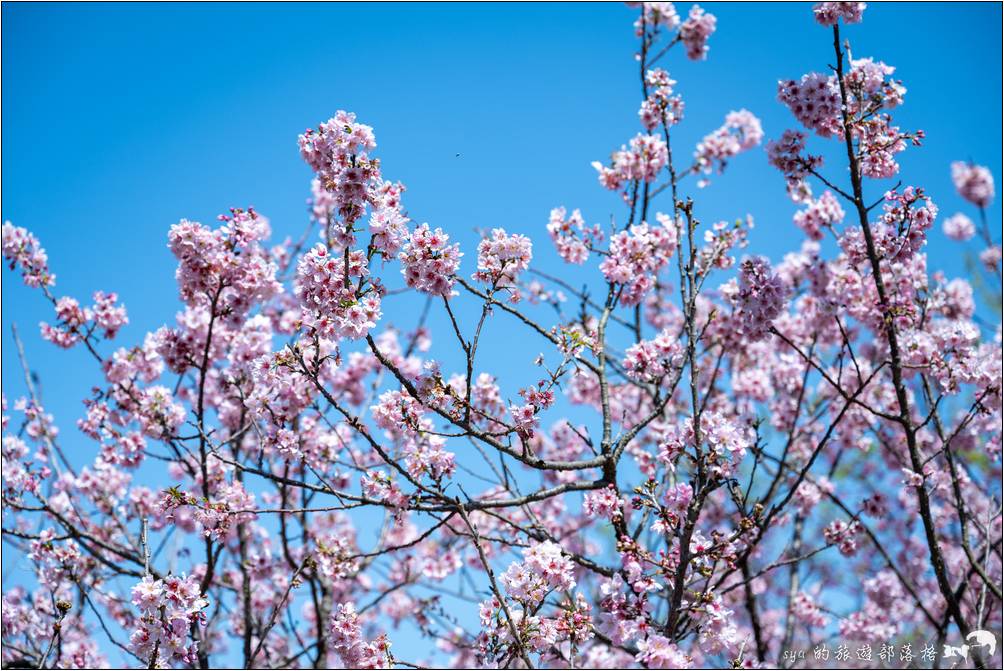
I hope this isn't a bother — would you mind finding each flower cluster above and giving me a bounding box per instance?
[735,256,786,341]
[137,385,186,439]
[699,410,752,462]
[2,221,54,287]
[980,245,1002,271]
[546,207,602,265]
[500,541,576,605]
[404,432,456,482]
[130,574,208,666]
[593,134,669,192]
[845,57,904,109]
[299,110,380,228]
[812,2,866,26]
[583,485,623,519]
[473,228,533,291]
[679,5,717,60]
[777,72,842,138]
[622,328,684,383]
[631,2,680,35]
[793,190,845,240]
[174,481,256,541]
[942,212,975,241]
[694,109,764,176]
[295,243,381,339]
[369,180,412,255]
[779,56,914,181]
[767,130,823,200]
[823,519,863,556]
[168,210,281,326]
[600,214,678,306]
[662,481,693,518]
[328,603,393,668]
[631,3,715,62]
[509,402,540,441]
[654,410,751,477]
[856,117,907,179]
[39,297,87,348]
[399,223,463,296]
[40,291,129,348]
[636,634,693,668]
[361,471,409,509]
[91,291,129,337]
[371,388,456,482]
[870,186,938,260]
[951,161,995,208]
[640,68,684,131]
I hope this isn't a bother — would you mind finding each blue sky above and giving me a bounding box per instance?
[2,1,1002,664]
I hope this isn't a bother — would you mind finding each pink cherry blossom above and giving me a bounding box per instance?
[694,109,764,177]
[592,133,669,192]
[631,2,680,35]
[735,256,786,341]
[546,206,602,264]
[767,129,823,200]
[813,2,867,26]
[622,328,684,382]
[399,223,463,296]
[942,212,976,241]
[778,72,843,138]
[951,160,995,208]
[2,221,54,287]
[679,5,717,61]
[794,190,845,240]
[295,243,382,339]
[640,68,684,130]
[473,228,532,291]
[600,214,677,306]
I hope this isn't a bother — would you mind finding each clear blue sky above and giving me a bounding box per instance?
[2,2,1001,664]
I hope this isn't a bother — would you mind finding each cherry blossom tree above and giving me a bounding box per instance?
[2,2,1001,669]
